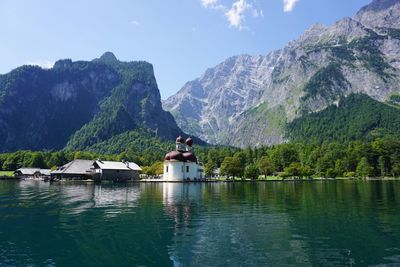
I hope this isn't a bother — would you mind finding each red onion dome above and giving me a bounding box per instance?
[186,137,193,147]
[164,151,185,161]
[176,136,185,144]
[183,152,197,163]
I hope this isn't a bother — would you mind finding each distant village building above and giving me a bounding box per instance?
[14,168,51,179]
[50,159,142,181]
[163,136,204,181]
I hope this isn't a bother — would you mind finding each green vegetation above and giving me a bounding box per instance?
[63,59,188,152]
[348,32,394,79]
[302,63,349,103]
[0,136,399,179]
[305,31,395,79]
[388,93,400,106]
[0,53,186,153]
[244,164,259,180]
[212,137,400,179]
[141,162,163,176]
[0,171,14,177]
[287,94,400,143]
[301,31,396,106]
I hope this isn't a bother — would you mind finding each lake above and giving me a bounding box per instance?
[0,180,399,266]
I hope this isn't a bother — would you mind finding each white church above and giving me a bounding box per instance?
[163,136,204,181]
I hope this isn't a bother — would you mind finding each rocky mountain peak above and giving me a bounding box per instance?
[98,51,119,63]
[164,0,400,147]
[296,17,368,47]
[53,59,73,70]
[358,0,398,13]
[355,0,400,29]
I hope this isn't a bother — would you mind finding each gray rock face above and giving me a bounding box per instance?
[355,0,400,29]
[163,0,400,147]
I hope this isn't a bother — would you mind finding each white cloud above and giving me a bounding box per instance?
[283,0,299,12]
[201,0,262,30]
[26,60,54,69]
[225,0,251,30]
[201,0,218,8]
[201,0,224,9]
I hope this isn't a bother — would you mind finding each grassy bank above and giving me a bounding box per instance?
[0,171,14,177]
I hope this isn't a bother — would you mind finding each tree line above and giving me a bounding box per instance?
[0,137,399,179]
[200,137,400,179]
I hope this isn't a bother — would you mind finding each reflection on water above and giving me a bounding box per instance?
[0,180,400,266]
[57,184,142,217]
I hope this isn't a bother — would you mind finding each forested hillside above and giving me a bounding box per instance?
[287,94,400,143]
[0,52,192,152]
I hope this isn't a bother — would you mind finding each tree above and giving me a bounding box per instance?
[29,152,47,168]
[151,162,164,175]
[141,166,154,176]
[269,144,299,171]
[257,156,275,179]
[283,162,302,178]
[204,161,216,177]
[334,159,346,177]
[325,168,337,178]
[244,164,259,180]
[220,157,244,179]
[47,151,66,168]
[2,155,18,171]
[377,156,387,177]
[142,162,164,176]
[299,165,313,178]
[356,157,373,178]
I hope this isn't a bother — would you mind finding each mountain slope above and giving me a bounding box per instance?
[287,93,400,143]
[0,52,190,152]
[164,0,400,147]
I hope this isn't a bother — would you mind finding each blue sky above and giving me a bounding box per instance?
[0,0,371,99]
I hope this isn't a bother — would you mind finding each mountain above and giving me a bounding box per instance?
[287,93,400,143]
[163,0,400,147]
[0,52,192,152]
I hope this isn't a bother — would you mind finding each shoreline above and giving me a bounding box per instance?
[1,177,398,183]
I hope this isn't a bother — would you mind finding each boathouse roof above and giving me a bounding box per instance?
[95,160,142,171]
[40,169,52,176]
[14,168,52,176]
[14,168,41,175]
[51,159,95,175]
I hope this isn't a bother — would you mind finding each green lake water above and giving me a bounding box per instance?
[0,180,399,266]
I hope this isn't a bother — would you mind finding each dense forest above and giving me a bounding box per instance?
[1,136,399,179]
[287,94,400,143]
